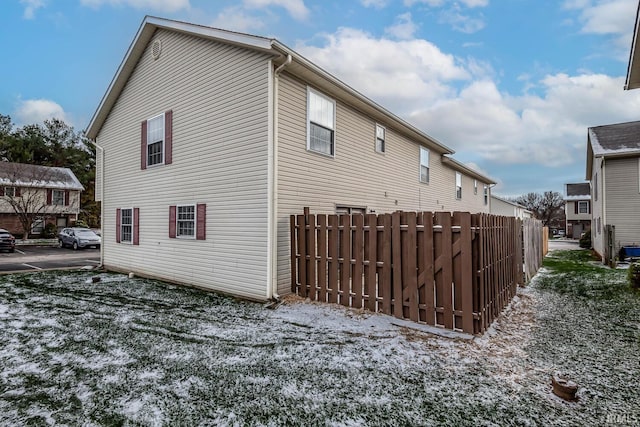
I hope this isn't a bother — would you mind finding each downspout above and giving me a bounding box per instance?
[601,158,607,261]
[91,140,105,268]
[267,53,292,301]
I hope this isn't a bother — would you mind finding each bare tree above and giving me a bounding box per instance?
[0,162,80,240]
[514,191,565,227]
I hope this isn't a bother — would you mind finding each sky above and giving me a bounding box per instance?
[2,0,640,197]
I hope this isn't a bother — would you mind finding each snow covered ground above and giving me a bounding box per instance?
[0,251,638,426]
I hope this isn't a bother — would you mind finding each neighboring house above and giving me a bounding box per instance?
[86,16,496,301]
[0,162,83,235]
[564,182,591,239]
[586,121,640,261]
[490,195,533,219]
[625,0,640,90]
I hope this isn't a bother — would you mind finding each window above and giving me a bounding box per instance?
[147,113,165,166]
[52,190,65,206]
[474,180,478,195]
[420,147,430,183]
[483,185,489,205]
[169,204,206,240]
[177,205,195,238]
[121,208,133,243]
[455,172,462,200]
[307,88,335,156]
[594,173,598,201]
[4,187,15,197]
[375,124,385,153]
[31,219,44,234]
[336,205,367,215]
[578,201,590,214]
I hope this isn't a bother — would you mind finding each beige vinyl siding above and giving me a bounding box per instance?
[591,157,604,256]
[97,29,271,300]
[565,200,591,221]
[95,147,102,202]
[604,157,640,250]
[0,188,80,214]
[275,73,490,294]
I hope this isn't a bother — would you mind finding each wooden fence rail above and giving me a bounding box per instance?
[291,210,528,335]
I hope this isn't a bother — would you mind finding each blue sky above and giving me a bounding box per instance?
[2,0,640,197]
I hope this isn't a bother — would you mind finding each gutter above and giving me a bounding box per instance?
[91,140,105,269]
[266,54,292,302]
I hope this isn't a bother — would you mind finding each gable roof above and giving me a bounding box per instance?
[441,156,496,184]
[586,120,640,178]
[490,195,531,212]
[626,1,640,90]
[86,16,455,157]
[0,162,84,190]
[564,182,590,201]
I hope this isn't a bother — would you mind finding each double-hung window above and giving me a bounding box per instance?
[474,179,478,195]
[121,208,133,243]
[456,172,462,199]
[483,185,489,205]
[420,147,430,183]
[177,205,195,238]
[307,88,335,156]
[52,190,65,206]
[4,187,15,197]
[375,124,385,153]
[578,201,590,214]
[147,113,165,166]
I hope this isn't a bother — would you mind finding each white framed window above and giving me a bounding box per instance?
[52,190,65,206]
[420,147,430,183]
[307,88,336,157]
[483,185,489,205]
[4,187,15,197]
[594,173,598,201]
[474,179,478,195]
[336,205,367,215]
[578,201,590,214]
[455,172,462,200]
[31,218,44,234]
[177,204,196,238]
[375,124,385,153]
[121,208,133,243]
[147,113,165,166]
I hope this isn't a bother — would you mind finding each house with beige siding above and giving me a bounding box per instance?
[563,183,591,239]
[86,16,495,301]
[490,195,532,219]
[0,162,83,236]
[586,121,640,262]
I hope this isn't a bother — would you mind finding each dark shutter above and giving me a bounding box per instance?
[165,110,173,165]
[141,120,148,170]
[15,187,20,197]
[196,203,206,240]
[0,187,4,197]
[64,190,70,206]
[46,189,52,205]
[574,202,578,215]
[116,208,121,243]
[133,208,140,245]
[169,205,176,238]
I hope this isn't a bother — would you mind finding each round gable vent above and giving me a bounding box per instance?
[151,40,162,60]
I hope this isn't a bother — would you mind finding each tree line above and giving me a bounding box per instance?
[0,114,99,229]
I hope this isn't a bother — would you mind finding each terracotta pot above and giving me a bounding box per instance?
[552,374,578,401]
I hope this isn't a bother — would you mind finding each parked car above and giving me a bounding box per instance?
[0,228,16,252]
[58,228,101,250]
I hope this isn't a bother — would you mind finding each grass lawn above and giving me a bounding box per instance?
[0,250,638,426]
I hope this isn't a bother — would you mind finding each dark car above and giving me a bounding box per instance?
[58,227,101,250]
[0,229,16,252]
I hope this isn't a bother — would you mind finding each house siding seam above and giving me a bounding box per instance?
[97,29,271,300]
[275,72,490,295]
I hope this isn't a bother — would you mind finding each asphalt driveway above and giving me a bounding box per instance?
[0,246,100,273]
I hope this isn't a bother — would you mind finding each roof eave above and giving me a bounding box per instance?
[625,1,640,91]
[441,155,496,184]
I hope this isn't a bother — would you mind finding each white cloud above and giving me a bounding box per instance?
[243,0,309,21]
[570,0,636,35]
[439,7,485,33]
[296,27,640,171]
[79,0,190,13]
[384,13,418,40]
[361,0,389,8]
[14,99,69,126]
[405,0,488,7]
[211,7,265,32]
[20,0,46,19]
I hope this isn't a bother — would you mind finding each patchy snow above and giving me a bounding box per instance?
[0,268,638,425]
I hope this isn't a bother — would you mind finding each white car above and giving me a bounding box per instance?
[58,227,101,250]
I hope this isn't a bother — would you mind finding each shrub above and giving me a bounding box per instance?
[43,223,58,238]
[74,220,89,228]
[579,230,591,249]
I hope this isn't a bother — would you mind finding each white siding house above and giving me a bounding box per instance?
[490,195,532,219]
[87,16,496,301]
[586,121,640,262]
[563,183,591,239]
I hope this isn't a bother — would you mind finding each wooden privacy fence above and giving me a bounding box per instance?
[523,219,544,283]
[290,210,524,335]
